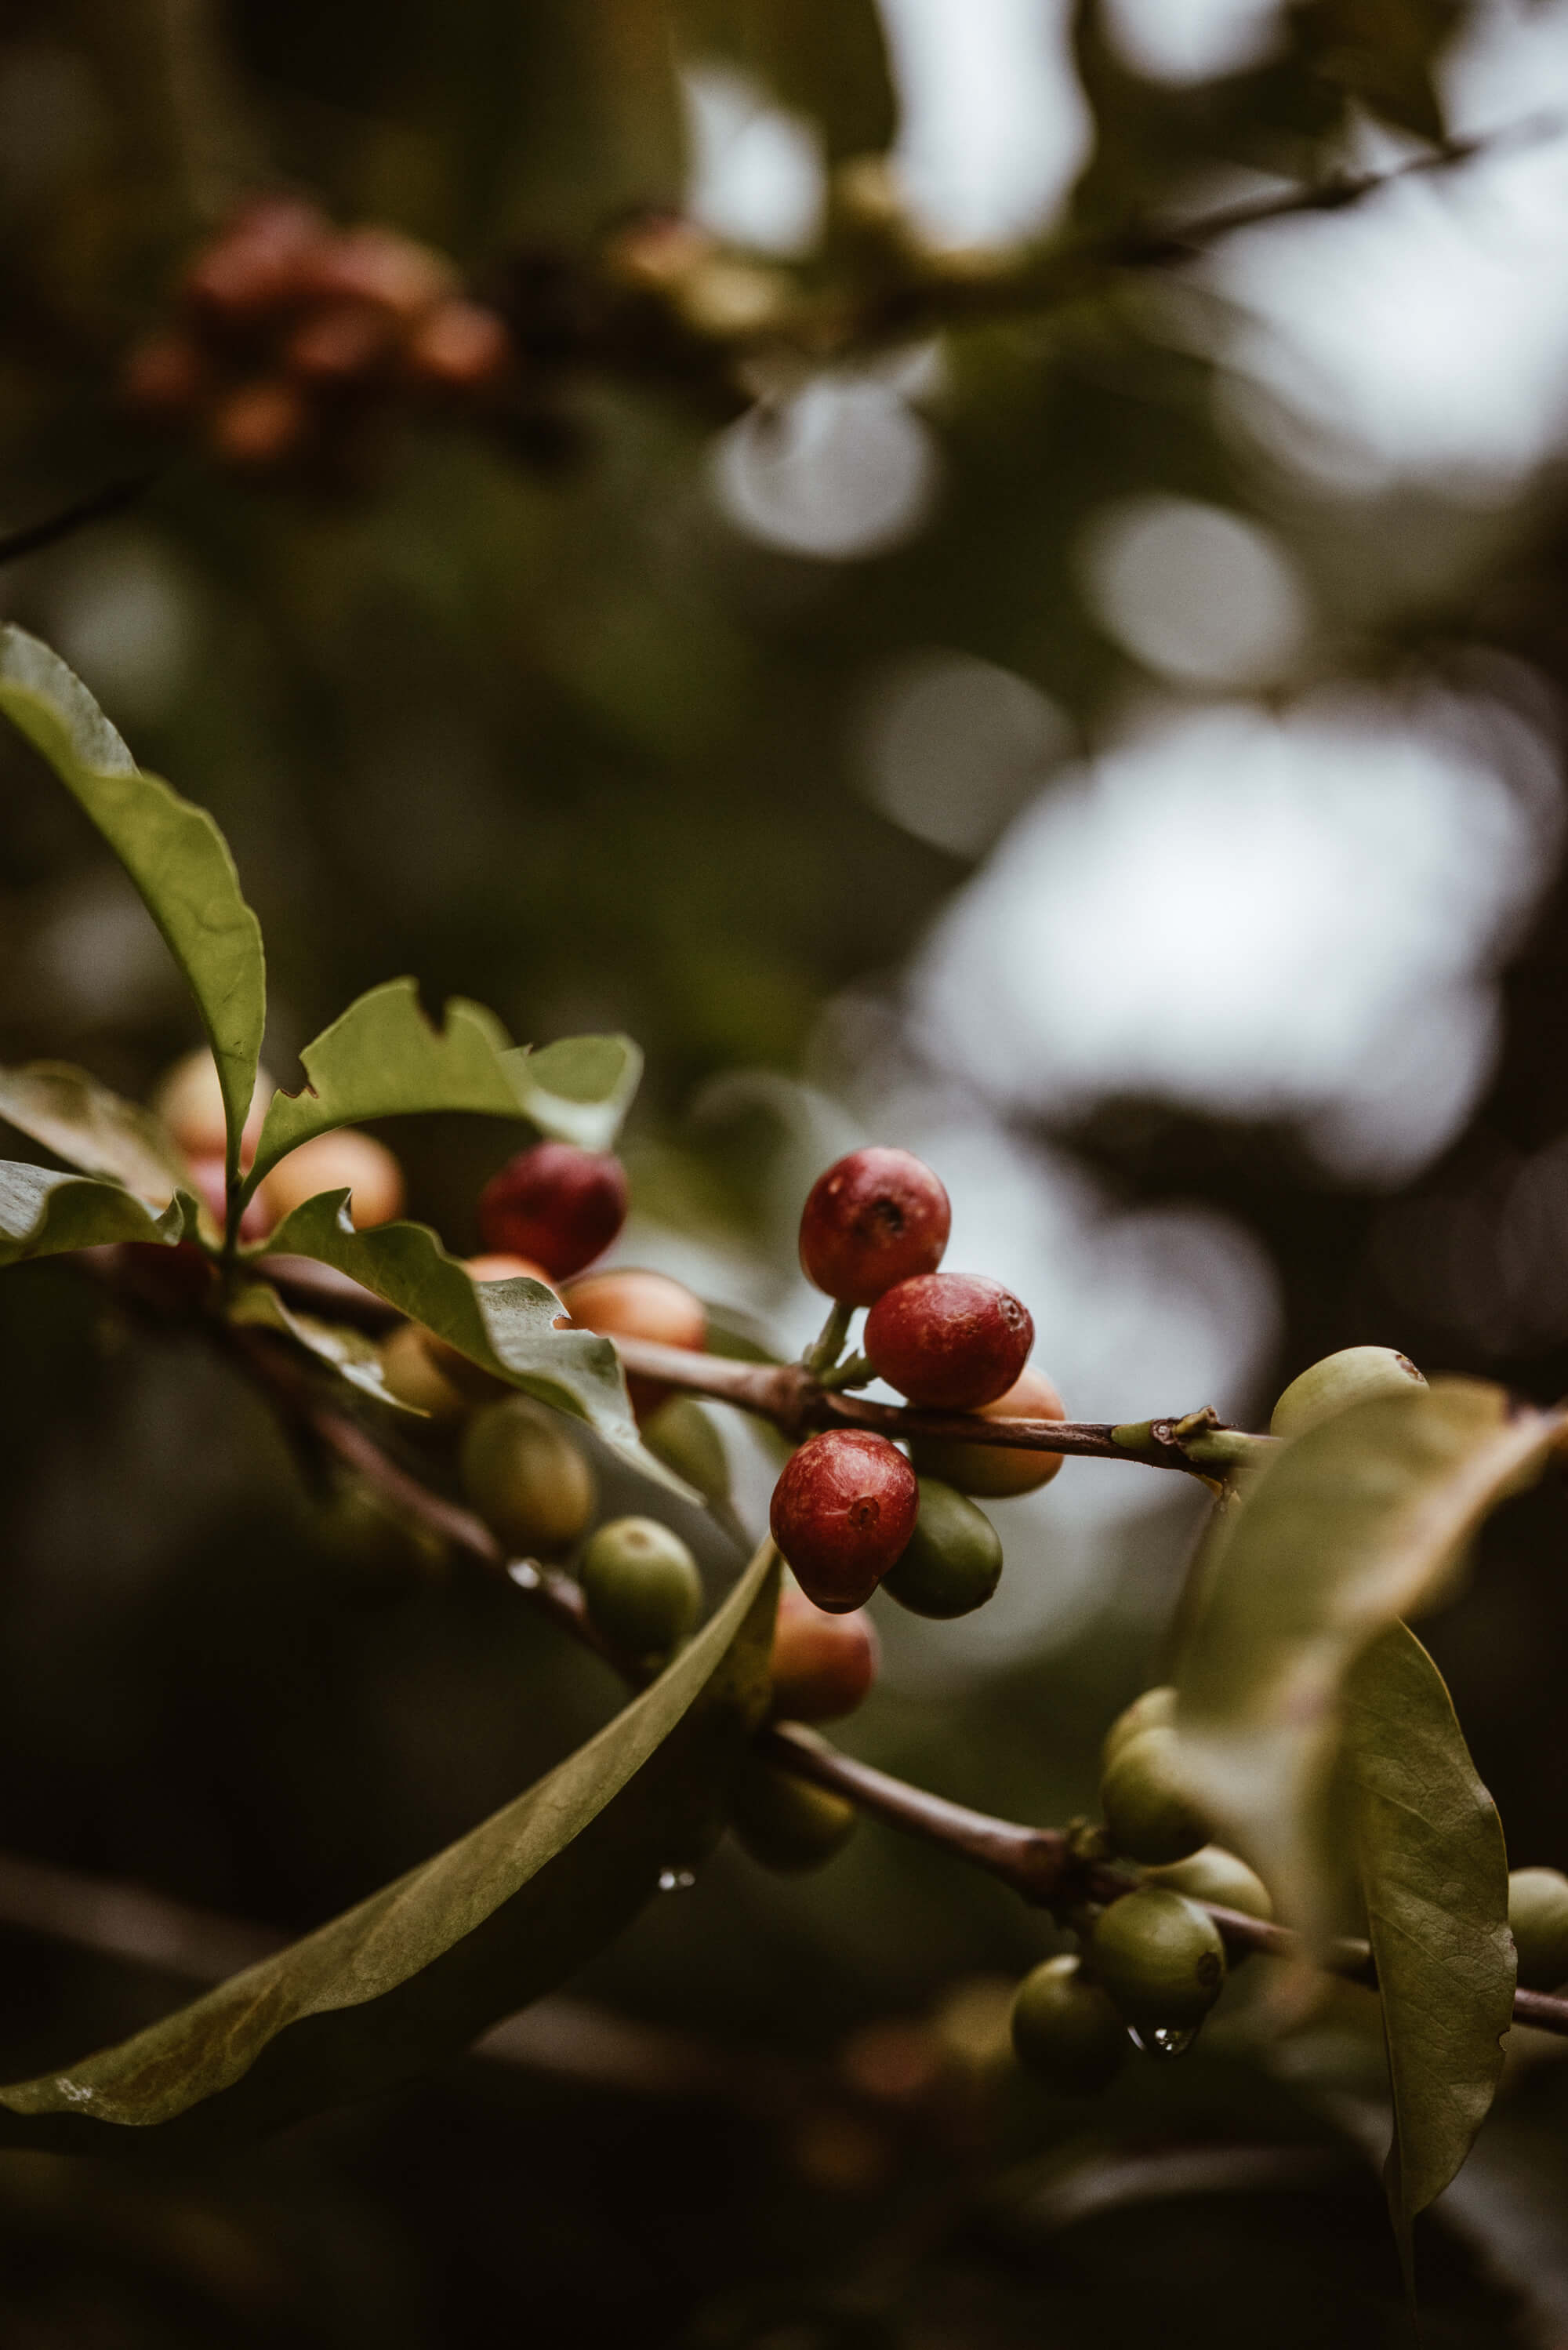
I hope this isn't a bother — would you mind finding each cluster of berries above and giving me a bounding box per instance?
[1009,1691,1255,2094]
[769,1148,1065,1619]
[123,196,512,478]
[1013,1705,1568,2098]
[1009,1335,1523,2094]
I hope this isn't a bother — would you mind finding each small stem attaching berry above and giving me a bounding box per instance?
[804,1298,855,1379]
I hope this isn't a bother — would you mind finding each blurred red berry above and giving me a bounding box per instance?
[302,223,454,319]
[209,379,310,468]
[798,1147,950,1306]
[865,1273,1033,1410]
[768,1430,917,1613]
[478,1142,628,1279]
[183,196,326,322]
[406,299,512,391]
[122,332,209,421]
[286,300,396,383]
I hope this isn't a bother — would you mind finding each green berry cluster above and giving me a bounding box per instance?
[1008,1684,1275,2093]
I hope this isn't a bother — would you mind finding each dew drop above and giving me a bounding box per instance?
[657,1867,697,1894]
[1128,2023,1196,2060]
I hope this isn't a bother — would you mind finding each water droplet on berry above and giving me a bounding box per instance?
[1127,2023,1196,2059]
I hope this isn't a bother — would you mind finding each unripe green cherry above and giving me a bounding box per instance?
[880,1478,1003,1619]
[1508,1867,1568,1990]
[317,1476,445,1580]
[1269,1346,1425,1440]
[1145,1844,1273,1923]
[1100,1727,1208,1865]
[1010,1955,1127,2095]
[579,1516,702,1659]
[641,1396,731,1508]
[1102,1686,1177,1772]
[379,1324,469,1422]
[1090,1887,1227,2030]
[459,1397,595,1556]
[730,1756,857,1872]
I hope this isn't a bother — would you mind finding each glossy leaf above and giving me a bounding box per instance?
[244,979,639,1194]
[256,1190,677,1484]
[1173,1380,1566,1935]
[0,1061,191,1204]
[0,1160,188,1266]
[0,627,266,1186]
[226,1280,420,1412]
[1343,1623,1514,2265]
[504,1031,642,1153]
[0,1539,779,2149]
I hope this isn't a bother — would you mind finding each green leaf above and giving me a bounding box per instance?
[504,1031,642,1153]
[256,1190,677,1484]
[0,627,266,1187]
[226,1279,421,1412]
[0,1538,779,2149]
[1172,1380,1566,1936]
[244,978,640,1194]
[0,1160,188,1266]
[1342,1623,1515,2267]
[0,1062,191,1204]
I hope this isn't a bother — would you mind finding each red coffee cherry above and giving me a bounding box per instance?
[798,1147,950,1306]
[865,1273,1033,1410]
[477,1141,629,1279]
[768,1582,880,1721]
[768,1430,917,1613]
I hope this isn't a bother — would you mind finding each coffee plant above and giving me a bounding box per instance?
[0,620,1564,2316]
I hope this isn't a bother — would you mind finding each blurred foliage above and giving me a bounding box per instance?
[5,0,1568,2342]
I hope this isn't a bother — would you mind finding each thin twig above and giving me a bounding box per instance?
[258,1257,1247,1481]
[587,109,1568,372]
[0,473,162,568]
[761,1723,1069,1902]
[1091,112,1567,267]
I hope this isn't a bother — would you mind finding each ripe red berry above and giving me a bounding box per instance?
[477,1141,628,1279]
[768,1431,917,1613]
[798,1147,950,1306]
[864,1273,1033,1410]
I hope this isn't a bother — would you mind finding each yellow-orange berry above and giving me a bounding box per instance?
[261,1129,405,1229]
[768,1582,880,1721]
[910,1364,1066,1498]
